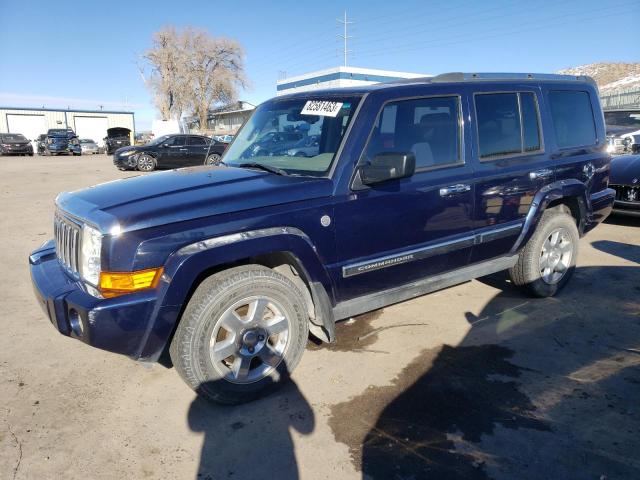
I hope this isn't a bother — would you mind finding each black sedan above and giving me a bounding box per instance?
[113,134,227,171]
[0,133,34,156]
[610,154,640,218]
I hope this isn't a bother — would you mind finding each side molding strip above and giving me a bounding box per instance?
[342,221,523,278]
[177,227,310,256]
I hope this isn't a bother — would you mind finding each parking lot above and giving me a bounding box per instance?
[1,154,639,479]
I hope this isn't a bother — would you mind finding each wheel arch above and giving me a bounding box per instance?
[140,231,336,363]
[512,179,588,253]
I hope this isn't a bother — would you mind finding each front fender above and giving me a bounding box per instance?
[511,179,588,253]
[137,227,335,359]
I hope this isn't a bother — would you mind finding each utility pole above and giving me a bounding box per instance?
[337,11,354,67]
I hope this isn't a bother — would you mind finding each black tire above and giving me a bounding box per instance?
[205,153,221,165]
[170,265,309,405]
[509,209,579,297]
[137,153,156,172]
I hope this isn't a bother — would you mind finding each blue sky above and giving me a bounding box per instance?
[0,0,638,130]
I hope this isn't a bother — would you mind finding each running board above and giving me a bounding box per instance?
[332,255,518,321]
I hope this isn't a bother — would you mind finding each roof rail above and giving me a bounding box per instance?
[431,72,597,86]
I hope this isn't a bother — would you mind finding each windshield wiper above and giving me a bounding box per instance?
[235,162,288,176]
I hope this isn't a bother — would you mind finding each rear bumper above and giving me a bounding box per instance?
[584,188,616,234]
[29,241,162,360]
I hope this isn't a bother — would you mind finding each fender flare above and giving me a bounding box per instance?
[511,179,588,253]
[137,227,336,359]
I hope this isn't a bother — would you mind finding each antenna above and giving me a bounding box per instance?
[337,11,354,66]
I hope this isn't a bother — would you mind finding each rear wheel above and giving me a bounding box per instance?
[509,209,579,297]
[170,265,309,405]
[205,153,221,165]
[137,154,156,172]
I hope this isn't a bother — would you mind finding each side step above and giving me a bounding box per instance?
[332,255,518,321]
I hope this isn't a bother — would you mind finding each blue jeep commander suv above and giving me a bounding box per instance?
[30,73,615,404]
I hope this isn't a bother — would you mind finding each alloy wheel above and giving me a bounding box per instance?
[539,227,573,284]
[209,296,290,384]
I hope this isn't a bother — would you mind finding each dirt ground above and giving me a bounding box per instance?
[1,154,639,480]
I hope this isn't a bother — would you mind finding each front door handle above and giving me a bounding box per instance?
[439,184,471,197]
[529,168,553,180]
[179,148,189,151]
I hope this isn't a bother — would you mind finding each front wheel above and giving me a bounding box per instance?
[205,153,221,165]
[170,265,309,405]
[137,154,156,172]
[509,209,579,297]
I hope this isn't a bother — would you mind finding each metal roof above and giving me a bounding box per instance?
[0,106,134,115]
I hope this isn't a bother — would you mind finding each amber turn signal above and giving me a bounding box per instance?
[99,267,164,298]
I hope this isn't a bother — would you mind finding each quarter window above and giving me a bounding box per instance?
[363,96,462,169]
[548,90,597,148]
[475,92,542,159]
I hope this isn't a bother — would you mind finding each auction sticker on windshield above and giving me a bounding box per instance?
[301,100,344,117]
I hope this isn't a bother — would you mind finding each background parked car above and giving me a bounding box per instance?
[36,134,47,155]
[248,131,305,157]
[605,109,640,155]
[104,127,131,154]
[43,129,81,156]
[610,154,640,217]
[113,134,227,171]
[79,139,99,155]
[0,133,34,156]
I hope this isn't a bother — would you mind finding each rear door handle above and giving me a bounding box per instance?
[179,148,189,151]
[529,168,553,180]
[439,184,471,197]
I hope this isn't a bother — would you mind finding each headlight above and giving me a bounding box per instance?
[120,150,138,157]
[80,224,102,285]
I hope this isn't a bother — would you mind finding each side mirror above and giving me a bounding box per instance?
[360,152,416,186]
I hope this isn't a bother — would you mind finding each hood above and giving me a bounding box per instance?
[606,125,640,137]
[610,155,640,185]
[57,166,333,233]
[106,127,131,139]
[114,145,140,155]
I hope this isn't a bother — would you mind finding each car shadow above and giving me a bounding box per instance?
[188,377,314,480]
[328,264,640,479]
[591,239,640,264]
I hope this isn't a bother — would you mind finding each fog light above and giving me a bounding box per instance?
[69,309,84,337]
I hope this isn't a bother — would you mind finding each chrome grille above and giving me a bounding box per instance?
[54,212,81,275]
[611,184,640,203]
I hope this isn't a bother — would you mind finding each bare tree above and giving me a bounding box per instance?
[142,27,189,121]
[142,26,247,128]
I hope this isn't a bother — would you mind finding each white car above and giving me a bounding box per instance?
[79,139,99,155]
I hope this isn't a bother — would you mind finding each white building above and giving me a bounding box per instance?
[0,107,135,147]
[276,66,429,96]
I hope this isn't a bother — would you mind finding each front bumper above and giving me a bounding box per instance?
[612,200,640,217]
[113,152,139,169]
[29,240,161,359]
[1,146,32,155]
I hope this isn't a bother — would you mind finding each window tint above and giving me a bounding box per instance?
[189,136,207,146]
[364,96,461,169]
[548,90,596,148]
[165,135,185,146]
[475,93,522,158]
[521,93,541,152]
[475,92,543,158]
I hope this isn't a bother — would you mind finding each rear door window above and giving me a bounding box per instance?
[188,136,207,146]
[548,90,597,148]
[363,96,462,170]
[474,92,543,159]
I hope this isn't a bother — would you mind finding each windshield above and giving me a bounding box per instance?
[1,134,27,142]
[605,111,640,128]
[222,96,361,176]
[146,134,172,146]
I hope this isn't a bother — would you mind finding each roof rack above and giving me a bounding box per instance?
[431,72,597,86]
[384,72,596,87]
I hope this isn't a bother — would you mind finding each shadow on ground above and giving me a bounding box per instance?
[188,378,314,480]
[329,262,640,479]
